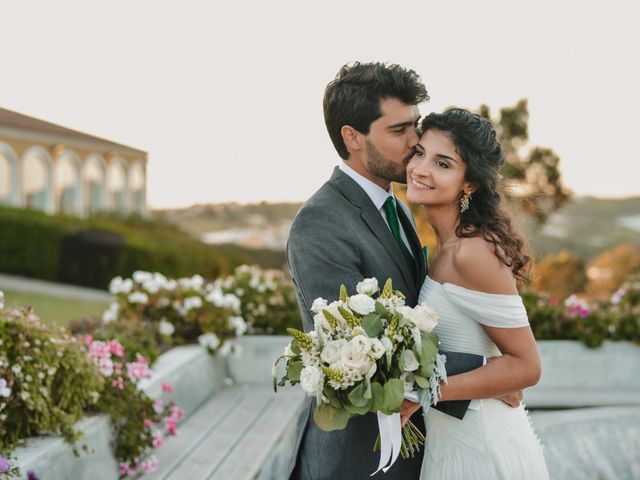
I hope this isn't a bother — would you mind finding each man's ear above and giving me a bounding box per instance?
[341,125,363,154]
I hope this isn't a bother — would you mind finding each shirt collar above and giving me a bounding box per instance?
[339,162,394,210]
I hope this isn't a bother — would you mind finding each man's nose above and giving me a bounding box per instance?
[407,127,419,147]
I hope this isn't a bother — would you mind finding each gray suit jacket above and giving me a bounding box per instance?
[285,166,427,479]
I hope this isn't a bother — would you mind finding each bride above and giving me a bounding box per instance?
[404,108,549,479]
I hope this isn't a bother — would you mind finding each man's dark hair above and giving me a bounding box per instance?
[323,62,429,160]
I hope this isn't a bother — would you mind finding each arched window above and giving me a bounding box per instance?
[108,157,128,212]
[84,155,107,214]
[129,160,146,214]
[55,152,82,215]
[22,147,53,213]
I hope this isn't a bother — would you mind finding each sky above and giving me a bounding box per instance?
[1,0,638,208]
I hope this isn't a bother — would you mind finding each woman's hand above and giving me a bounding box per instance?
[400,399,422,427]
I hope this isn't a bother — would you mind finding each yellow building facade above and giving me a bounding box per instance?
[0,107,147,216]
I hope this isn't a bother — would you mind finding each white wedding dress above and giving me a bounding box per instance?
[418,276,549,480]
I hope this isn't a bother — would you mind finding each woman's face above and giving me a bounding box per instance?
[406,128,472,207]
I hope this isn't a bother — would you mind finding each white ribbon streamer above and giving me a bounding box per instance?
[371,412,402,476]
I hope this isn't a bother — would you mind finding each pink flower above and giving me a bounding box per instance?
[108,340,125,357]
[119,462,137,476]
[111,376,124,390]
[153,430,164,448]
[126,354,152,383]
[140,456,159,474]
[143,418,154,428]
[153,399,164,414]
[84,335,93,346]
[161,382,175,393]
[165,417,178,436]
[170,405,185,421]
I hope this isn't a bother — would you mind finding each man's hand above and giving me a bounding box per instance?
[496,389,523,408]
[400,399,422,427]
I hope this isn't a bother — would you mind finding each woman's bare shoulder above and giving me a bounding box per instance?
[451,236,517,295]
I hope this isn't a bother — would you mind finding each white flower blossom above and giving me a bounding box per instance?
[356,278,379,296]
[159,319,175,336]
[311,297,328,314]
[133,271,153,284]
[128,291,149,304]
[183,296,203,311]
[321,339,347,364]
[229,316,247,336]
[348,294,376,315]
[109,276,133,295]
[198,333,221,350]
[102,302,120,324]
[299,365,324,397]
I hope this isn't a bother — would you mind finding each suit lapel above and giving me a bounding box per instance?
[328,167,416,293]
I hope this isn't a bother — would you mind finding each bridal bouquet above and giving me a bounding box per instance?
[273,278,446,472]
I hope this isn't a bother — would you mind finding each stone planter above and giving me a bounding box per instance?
[526,340,640,408]
[14,345,225,480]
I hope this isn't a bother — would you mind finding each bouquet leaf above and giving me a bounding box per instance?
[382,378,404,413]
[362,314,383,337]
[369,381,385,412]
[287,361,303,382]
[314,403,350,431]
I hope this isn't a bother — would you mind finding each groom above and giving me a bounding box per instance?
[286,62,480,479]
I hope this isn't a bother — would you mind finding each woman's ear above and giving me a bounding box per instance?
[341,125,362,154]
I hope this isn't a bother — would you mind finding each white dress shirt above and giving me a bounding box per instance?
[338,162,414,256]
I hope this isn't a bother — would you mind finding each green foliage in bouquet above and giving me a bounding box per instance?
[273,278,443,459]
[217,265,299,334]
[0,307,104,457]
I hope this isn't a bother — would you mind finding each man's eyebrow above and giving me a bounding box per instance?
[387,120,415,129]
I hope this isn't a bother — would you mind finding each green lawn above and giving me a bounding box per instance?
[1,289,110,328]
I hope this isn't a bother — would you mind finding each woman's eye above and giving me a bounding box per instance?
[415,149,425,158]
[436,160,449,168]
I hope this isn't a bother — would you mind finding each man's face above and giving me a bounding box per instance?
[363,98,420,184]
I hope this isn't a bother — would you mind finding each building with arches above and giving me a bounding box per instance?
[0,107,147,216]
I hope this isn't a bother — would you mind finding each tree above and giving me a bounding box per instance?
[479,100,571,223]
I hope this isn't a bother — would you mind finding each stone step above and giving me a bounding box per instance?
[147,384,304,480]
[530,406,640,480]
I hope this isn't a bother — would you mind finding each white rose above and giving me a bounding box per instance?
[102,302,120,324]
[299,365,324,396]
[412,305,439,332]
[341,340,371,374]
[348,294,376,315]
[350,335,372,355]
[109,276,133,295]
[321,339,346,364]
[159,319,175,336]
[311,297,328,314]
[356,278,379,296]
[402,350,420,372]
[369,338,386,359]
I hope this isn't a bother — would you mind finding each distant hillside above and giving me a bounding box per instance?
[154,197,640,262]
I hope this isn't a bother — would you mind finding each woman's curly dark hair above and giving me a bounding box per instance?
[420,108,531,281]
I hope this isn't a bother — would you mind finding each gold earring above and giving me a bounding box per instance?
[460,192,472,213]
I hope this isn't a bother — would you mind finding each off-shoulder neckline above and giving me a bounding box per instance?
[425,275,521,299]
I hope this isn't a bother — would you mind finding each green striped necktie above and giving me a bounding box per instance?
[383,196,416,279]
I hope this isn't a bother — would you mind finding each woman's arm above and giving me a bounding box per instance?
[438,237,541,401]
